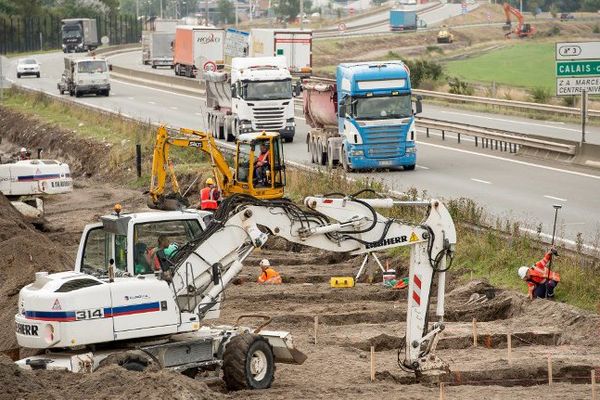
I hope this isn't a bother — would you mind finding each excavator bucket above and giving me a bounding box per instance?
[147,193,190,211]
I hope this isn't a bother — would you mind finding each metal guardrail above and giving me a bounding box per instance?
[417,117,577,155]
[414,89,600,118]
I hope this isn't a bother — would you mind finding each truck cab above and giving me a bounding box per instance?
[337,61,421,170]
[58,57,111,97]
[231,56,295,142]
[61,18,98,53]
[75,209,212,278]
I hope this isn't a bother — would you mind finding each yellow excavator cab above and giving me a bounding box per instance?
[148,126,285,210]
[231,131,285,199]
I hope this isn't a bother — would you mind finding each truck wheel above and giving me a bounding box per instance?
[151,64,157,69]
[104,90,110,97]
[284,137,294,143]
[36,73,40,78]
[17,73,21,79]
[223,333,275,391]
[318,141,327,166]
[309,140,316,163]
[341,147,354,173]
[69,89,74,97]
[75,90,81,98]
[404,164,416,171]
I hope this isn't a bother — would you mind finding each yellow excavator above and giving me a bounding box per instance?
[148,125,286,210]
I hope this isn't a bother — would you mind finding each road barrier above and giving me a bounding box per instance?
[418,117,578,156]
[414,89,600,119]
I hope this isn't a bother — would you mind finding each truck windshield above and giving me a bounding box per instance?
[63,30,82,39]
[243,80,292,101]
[77,61,107,73]
[353,94,412,120]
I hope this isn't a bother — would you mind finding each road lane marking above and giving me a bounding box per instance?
[195,112,203,116]
[148,101,156,104]
[111,78,204,101]
[471,178,492,185]
[418,141,600,181]
[128,97,134,100]
[544,195,567,202]
[170,106,178,110]
[416,165,430,170]
[439,110,581,133]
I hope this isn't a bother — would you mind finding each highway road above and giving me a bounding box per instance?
[108,50,600,145]
[7,51,600,247]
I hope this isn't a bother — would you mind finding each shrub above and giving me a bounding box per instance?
[593,24,600,34]
[529,86,551,104]
[405,59,443,88]
[447,77,474,95]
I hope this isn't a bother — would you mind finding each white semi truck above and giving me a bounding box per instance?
[142,18,178,68]
[205,56,295,143]
[15,192,456,388]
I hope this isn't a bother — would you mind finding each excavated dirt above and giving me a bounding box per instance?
[0,355,224,400]
[1,109,600,399]
[0,194,72,354]
[0,109,109,177]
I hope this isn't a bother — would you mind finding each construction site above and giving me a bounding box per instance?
[0,97,599,399]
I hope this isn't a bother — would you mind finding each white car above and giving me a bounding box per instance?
[16,58,40,79]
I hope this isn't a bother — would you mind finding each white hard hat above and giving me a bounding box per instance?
[518,266,529,279]
[20,147,27,152]
[259,259,270,267]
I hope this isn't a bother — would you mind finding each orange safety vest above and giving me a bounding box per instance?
[257,151,270,165]
[200,187,219,210]
[257,267,282,284]
[526,252,560,295]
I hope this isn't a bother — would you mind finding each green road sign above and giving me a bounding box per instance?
[556,61,600,77]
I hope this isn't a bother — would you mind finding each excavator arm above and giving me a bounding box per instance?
[148,126,234,210]
[167,193,456,374]
[503,2,535,38]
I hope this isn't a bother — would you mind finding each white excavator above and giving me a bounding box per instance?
[0,154,72,219]
[15,191,456,389]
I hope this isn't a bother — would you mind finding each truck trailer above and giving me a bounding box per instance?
[61,18,99,53]
[303,61,421,171]
[142,31,175,68]
[173,26,225,78]
[249,29,312,77]
[389,8,418,31]
[142,18,178,68]
[205,56,295,143]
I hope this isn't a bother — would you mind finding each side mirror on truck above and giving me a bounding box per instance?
[414,95,423,115]
[108,64,113,71]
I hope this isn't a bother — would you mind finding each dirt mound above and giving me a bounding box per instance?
[0,355,224,400]
[0,108,108,177]
[0,194,73,353]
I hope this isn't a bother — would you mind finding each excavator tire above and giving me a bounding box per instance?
[223,333,275,391]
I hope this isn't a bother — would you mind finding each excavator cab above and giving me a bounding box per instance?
[233,132,285,199]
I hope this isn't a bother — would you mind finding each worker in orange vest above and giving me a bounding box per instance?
[257,259,282,284]
[518,247,560,300]
[255,143,270,186]
[199,177,220,211]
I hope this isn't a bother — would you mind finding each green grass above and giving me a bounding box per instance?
[444,42,556,91]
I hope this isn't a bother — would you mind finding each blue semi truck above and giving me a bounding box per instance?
[303,61,421,171]
[389,8,418,31]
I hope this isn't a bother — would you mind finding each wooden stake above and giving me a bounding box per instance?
[472,318,478,347]
[507,332,512,366]
[313,316,318,346]
[439,382,445,400]
[370,346,375,382]
[592,369,597,400]
[548,355,553,385]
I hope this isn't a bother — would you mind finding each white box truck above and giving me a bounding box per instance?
[249,29,312,77]
[142,31,175,68]
[205,56,295,143]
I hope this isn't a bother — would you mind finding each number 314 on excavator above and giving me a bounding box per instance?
[148,125,286,210]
